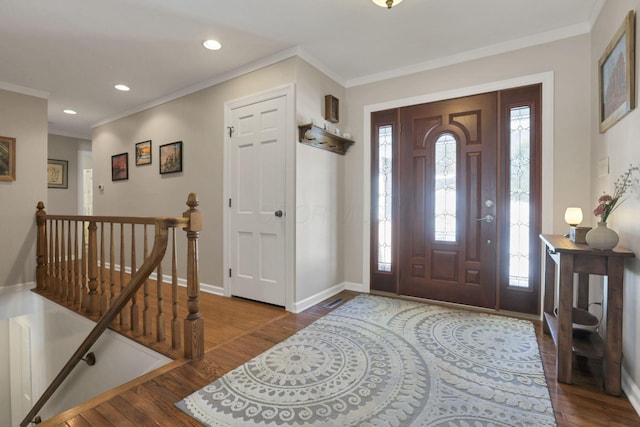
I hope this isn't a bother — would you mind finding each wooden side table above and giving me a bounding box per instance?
[540,234,634,395]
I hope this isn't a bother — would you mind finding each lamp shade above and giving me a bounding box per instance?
[372,0,403,8]
[564,207,583,226]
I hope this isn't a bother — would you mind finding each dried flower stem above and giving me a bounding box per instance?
[593,164,639,222]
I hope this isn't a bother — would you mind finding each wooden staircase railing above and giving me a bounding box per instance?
[23,193,204,426]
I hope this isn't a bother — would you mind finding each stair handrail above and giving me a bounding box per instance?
[24,193,204,426]
[22,216,184,426]
[21,216,183,427]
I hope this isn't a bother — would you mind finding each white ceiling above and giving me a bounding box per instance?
[0,0,604,139]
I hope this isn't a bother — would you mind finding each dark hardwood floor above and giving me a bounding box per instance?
[37,291,640,426]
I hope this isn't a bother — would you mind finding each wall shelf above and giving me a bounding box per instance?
[298,124,354,155]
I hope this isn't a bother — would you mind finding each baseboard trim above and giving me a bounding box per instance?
[200,283,224,296]
[291,282,367,314]
[623,366,640,417]
[101,262,222,296]
[291,283,346,314]
[344,281,367,293]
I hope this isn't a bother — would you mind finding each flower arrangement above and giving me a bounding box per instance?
[593,164,639,223]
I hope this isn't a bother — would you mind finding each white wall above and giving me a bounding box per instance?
[92,58,297,291]
[92,56,354,308]
[343,34,592,289]
[47,134,91,215]
[0,89,48,288]
[294,58,348,304]
[591,0,640,412]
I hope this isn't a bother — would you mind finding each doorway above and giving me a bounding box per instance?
[370,84,541,314]
[224,86,295,309]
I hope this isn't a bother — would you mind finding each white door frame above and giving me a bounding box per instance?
[223,84,296,311]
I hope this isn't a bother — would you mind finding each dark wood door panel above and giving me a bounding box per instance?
[398,93,497,308]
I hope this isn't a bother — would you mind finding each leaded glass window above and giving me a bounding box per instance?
[377,125,393,272]
[509,107,531,288]
[434,133,457,242]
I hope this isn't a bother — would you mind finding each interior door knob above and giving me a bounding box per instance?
[274,210,283,217]
[476,214,494,223]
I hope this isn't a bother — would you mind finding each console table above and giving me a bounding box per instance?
[540,234,634,395]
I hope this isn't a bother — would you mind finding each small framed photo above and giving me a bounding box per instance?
[47,159,68,188]
[135,140,152,166]
[0,136,16,182]
[598,10,635,133]
[324,95,339,123]
[159,141,183,174]
[111,153,129,181]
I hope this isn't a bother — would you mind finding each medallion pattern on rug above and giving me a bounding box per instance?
[176,295,556,426]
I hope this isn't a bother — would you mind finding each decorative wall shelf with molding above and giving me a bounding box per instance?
[298,124,354,155]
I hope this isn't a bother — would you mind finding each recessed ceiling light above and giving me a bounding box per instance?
[115,84,130,91]
[63,109,77,115]
[203,39,222,51]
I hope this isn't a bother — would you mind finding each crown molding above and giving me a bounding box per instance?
[0,81,49,99]
[92,47,302,129]
[346,22,591,88]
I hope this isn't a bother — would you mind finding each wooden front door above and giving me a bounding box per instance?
[398,92,498,308]
[370,85,542,314]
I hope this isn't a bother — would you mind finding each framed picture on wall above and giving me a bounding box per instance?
[135,140,152,166]
[0,136,16,181]
[159,141,183,174]
[324,95,339,123]
[47,159,68,188]
[111,152,129,181]
[598,10,635,133]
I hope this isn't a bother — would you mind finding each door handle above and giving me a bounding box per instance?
[476,214,494,223]
[274,210,283,218]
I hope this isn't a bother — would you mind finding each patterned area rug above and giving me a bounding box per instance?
[176,295,556,426]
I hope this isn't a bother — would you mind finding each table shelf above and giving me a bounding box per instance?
[544,312,604,359]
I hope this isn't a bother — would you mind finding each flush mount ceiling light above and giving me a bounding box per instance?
[372,0,403,8]
[114,84,130,91]
[63,109,77,115]
[203,39,222,50]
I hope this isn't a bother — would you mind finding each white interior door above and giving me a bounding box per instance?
[228,95,287,306]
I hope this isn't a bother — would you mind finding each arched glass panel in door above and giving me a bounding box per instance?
[434,133,457,242]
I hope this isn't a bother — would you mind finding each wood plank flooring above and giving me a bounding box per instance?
[36,291,640,426]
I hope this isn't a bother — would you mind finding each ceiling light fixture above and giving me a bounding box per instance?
[203,39,222,51]
[372,0,403,9]
[63,109,77,115]
[115,84,130,91]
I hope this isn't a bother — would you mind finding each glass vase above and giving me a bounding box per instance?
[585,222,619,250]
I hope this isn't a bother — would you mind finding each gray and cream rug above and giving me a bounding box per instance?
[176,295,556,426]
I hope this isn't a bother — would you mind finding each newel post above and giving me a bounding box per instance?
[183,192,204,359]
[86,221,99,314]
[36,202,47,290]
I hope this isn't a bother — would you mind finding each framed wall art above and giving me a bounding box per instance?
[47,159,68,188]
[598,10,635,133]
[324,95,339,123]
[0,136,16,181]
[159,141,183,174]
[111,152,129,181]
[135,140,152,166]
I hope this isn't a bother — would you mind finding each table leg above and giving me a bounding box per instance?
[604,257,624,396]
[543,249,555,334]
[557,253,574,384]
[577,272,589,309]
